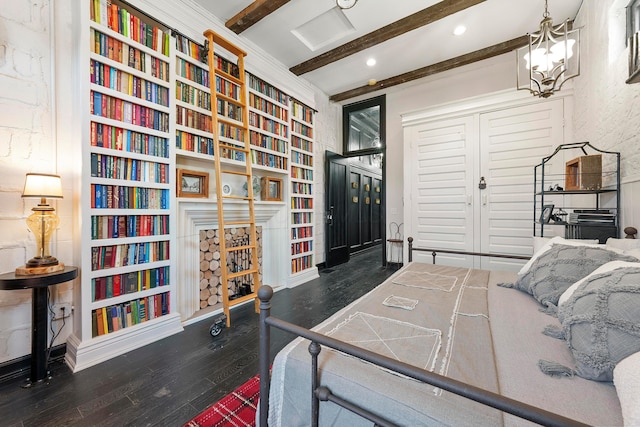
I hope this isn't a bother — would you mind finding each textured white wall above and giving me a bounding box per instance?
[572,0,640,228]
[0,0,72,363]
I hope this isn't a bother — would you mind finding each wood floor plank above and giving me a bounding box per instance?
[0,247,392,426]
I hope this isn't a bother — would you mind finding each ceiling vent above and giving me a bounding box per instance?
[291,7,356,51]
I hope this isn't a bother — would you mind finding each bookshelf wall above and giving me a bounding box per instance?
[69,0,182,372]
[70,0,318,370]
[247,73,289,174]
[289,100,317,285]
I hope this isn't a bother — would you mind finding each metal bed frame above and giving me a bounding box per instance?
[257,239,588,427]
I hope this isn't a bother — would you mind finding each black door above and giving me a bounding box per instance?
[325,151,350,267]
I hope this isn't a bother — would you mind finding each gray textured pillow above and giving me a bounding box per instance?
[513,244,637,308]
[557,267,640,381]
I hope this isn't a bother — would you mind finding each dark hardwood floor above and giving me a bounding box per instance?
[0,246,396,426]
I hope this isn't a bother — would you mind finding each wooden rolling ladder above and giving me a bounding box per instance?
[203,29,260,328]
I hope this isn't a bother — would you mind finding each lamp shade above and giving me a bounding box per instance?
[22,173,63,199]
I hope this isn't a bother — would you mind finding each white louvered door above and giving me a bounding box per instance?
[404,96,566,271]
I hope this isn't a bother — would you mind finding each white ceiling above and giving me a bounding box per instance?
[191,0,583,98]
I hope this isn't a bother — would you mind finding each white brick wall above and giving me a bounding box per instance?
[573,0,640,179]
[0,0,60,363]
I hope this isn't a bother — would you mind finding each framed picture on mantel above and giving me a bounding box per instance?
[177,169,209,198]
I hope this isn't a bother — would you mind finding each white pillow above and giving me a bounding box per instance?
[606,238,640,252]
[520,236,602,276]
[614,351,640,427]
[558,260,640,307]
[626,248,640,260]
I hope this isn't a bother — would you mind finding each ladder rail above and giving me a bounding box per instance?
[204,29,262,328]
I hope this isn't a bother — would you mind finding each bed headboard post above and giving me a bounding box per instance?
[408,237,413,262]
[258,285,274,427]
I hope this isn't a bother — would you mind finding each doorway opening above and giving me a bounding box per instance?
[325,95,386,268]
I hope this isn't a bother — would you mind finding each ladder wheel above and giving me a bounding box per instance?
[209,323,224,337]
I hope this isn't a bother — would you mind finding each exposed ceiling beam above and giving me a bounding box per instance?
[290,0,487,76]
[226,0,292,34]
[329,35,529,102]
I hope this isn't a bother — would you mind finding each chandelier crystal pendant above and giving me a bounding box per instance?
[516,0,580,98]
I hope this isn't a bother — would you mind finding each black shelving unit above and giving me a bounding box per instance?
[533,142,621,243]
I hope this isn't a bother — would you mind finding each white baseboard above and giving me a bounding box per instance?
[65,313,183,372]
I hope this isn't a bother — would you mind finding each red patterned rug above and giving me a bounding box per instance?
[185,374,260,427]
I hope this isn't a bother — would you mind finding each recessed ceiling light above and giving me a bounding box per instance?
[453,25,467,36]
[366,58,376,67]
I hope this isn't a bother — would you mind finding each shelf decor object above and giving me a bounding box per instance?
[19,173,64,274]
[177,169,209,198]
[565,154,602,190]
[516,0,580,98]
[260,176,282,201]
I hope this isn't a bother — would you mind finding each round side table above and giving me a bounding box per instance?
[0,266,78,386]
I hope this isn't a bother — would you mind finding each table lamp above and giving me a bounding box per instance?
[21,173,63,270]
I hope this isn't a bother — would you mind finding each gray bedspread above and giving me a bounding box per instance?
[268,263,622,426]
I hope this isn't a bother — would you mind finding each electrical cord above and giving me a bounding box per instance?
[45,287,67,372]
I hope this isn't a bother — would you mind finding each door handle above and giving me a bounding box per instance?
[478,177,487,189]
[326,206,334,225]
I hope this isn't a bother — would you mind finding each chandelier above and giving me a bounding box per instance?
[516,0,580,98]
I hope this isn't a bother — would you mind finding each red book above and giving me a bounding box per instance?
[113,274,121,296]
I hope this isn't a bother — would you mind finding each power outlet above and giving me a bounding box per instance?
[52,302,72,320]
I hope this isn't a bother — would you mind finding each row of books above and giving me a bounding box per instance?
[91,214,169,240]
[568,210,616,225]
[249,131,288,154]
[214,54,241,79]
[91,91,170,133]
[176,105,212,132]
[91,59,170,107]
[291,135,313,153]
[291,121,313,138]
[175,33,205,63]
[247,73,288,105]
[216,98,242,121]
[91,292,170,337]
[175,130,214,155]
[291,226,313,240]
[291,182,313,195]
[90,153,168,184]
[291,101,314,125]
[291,197,313,210]
[177,58,210,88]
[215,76,241,100]
[91,28,169,82]
[291,151,313,167]
[91,240,170,271]
[92,266,170,301]
[291,212,312,224]
[291,254,313,273]
[249,111,289,137]
[176,81,211,110]
[292,240,313,256]
[91,184,169,210]
[91,122,170,158]
[219,122,245,142]
[90,0,171,56]
[251,150,287,170]
[290,165,313,181]
[248,93,288,121]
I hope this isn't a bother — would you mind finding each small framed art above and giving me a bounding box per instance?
[539,204,554,224]
[260,176,282,201]
[177,169,209,198]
